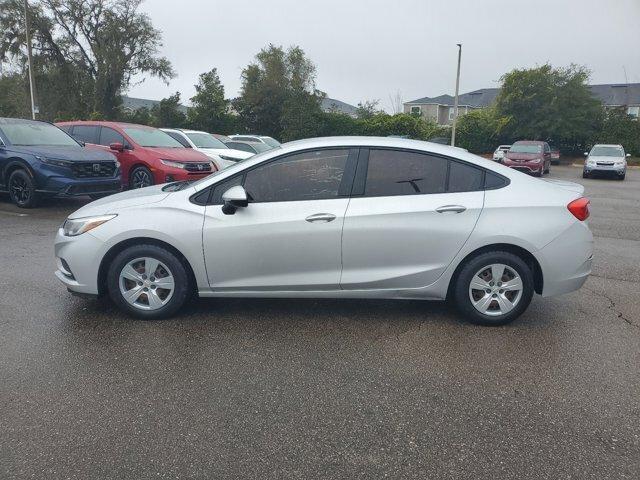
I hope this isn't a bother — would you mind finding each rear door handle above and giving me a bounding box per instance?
[436,205,466,214]
[305,213,336,223]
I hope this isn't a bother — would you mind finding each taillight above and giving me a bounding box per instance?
[567,197,590,221]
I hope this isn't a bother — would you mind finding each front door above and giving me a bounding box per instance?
[202,148,355,290]
[341,149,484,290]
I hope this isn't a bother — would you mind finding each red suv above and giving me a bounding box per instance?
[503,140,551,177]
[56,121,216,188]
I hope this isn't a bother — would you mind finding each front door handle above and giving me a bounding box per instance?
[305,213,336,223]
[436,205,466,214]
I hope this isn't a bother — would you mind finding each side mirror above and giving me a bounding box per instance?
[110,142,124,152]
[626,153,631,157]
[221,185,248,215]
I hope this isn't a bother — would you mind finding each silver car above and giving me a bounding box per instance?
[55,137,593,325]
[583,144,629,180]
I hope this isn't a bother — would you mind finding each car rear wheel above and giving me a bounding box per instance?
[8,169,39,208]
[453,251,534,326]
[130,166,154,189]
[107,244,191,319]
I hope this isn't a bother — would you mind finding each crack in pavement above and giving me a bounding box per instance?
[584,286,639,329]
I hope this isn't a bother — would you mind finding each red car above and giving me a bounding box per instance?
[503,140,551,177]
[56,121,216,188]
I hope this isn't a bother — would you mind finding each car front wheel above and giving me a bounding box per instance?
[107,244,191,319]
[130,166,154,189]
[8,169,38,208]
[453,251,534,326]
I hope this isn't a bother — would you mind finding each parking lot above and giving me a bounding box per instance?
[1,165,638,479]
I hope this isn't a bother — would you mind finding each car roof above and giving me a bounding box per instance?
[55,120,154,129]
[512,140,545,145]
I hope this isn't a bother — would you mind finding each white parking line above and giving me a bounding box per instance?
[0,210,29,217]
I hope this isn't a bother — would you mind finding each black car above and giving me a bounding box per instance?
[0,118,121,208]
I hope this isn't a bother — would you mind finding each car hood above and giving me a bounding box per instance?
[542,179,585,195]
[587,156,623,163]
[68,185,170,218]
[8,145,116,162]
[145,147,211,162]
[196,148,253,160]
[505,152,541,161]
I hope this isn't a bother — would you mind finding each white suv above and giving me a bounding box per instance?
[162,129,253,170]
[583,144,629,180]
[493,145,511,162]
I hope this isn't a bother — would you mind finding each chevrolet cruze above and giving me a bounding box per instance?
[54,137,593,325]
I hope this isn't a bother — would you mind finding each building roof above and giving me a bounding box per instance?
[406,88,500,108]
[588,83,640,106]
[406,84,640,108]
[321,97,358,116]
[122,95,189,114]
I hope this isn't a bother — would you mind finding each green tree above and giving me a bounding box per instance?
[456,107,509,153]
[151,92,187,128]
[187,68,232,133]
[496,64,603,152]
[355,100,381,120]
[0,0,174,119]
[235,44,323,140]
[0,71,30,117]
[597,108,640,156]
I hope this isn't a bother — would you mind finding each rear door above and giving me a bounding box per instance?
[341,149,484,290]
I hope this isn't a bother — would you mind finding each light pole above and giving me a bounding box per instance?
[450,43,462,147]
[24,0,37,119]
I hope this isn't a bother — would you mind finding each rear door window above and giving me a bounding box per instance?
[72,125,99,144]
[448,161,484,192]
[99,127,125,147]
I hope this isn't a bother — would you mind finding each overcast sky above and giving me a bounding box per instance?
[128,0,640,111]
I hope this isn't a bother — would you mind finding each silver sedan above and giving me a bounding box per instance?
[54,137,593,325]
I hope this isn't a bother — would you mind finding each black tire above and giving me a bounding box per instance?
[8,169,39,208]
[533,169,542,177]
[544,162,550,174]
[619,173,625,181]
[582,171,589,179]
[107,244,191,319]
[452,251,534,326]
[129,165,154,189]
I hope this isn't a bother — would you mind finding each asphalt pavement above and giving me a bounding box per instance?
[1,165,638,479]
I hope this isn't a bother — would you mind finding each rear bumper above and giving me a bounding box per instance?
[535,221,594,297]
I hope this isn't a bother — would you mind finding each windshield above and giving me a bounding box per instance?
[262,137,281,147]
[510,144,542,154]
[186,132,228,149]
[590,146,624,157]
[249,142,272,153]
[0,119,80,147]
[123,127,184,148]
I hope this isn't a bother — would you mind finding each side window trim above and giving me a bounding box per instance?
[353,147,508,197]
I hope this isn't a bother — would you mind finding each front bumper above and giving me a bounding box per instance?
[54,228,107,295]
[504,162,543,174]
[38,175,121,197]
[584,164,625,175]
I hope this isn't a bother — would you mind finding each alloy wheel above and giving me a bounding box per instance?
[468,263,523,317]
[10,175,31,204]
[118,257,175,311]
[132,169,152,189]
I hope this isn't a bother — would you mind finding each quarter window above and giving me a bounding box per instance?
[364,149,447,196]
[448,161,484,192]
[243,149,349,202]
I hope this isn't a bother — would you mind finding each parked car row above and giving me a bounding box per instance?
[0,116,281,207]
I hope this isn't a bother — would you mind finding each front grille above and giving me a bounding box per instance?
[66,182,121,195]
[71,161,117,178]
[596,162,614,166]
[184,162,212,173]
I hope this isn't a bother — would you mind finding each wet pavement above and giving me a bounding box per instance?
[1,166,639,479]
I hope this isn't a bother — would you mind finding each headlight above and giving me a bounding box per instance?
[531,158,541,164]
[160,159,186,169]
[38,156,72,168]
[62,214,117,236]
